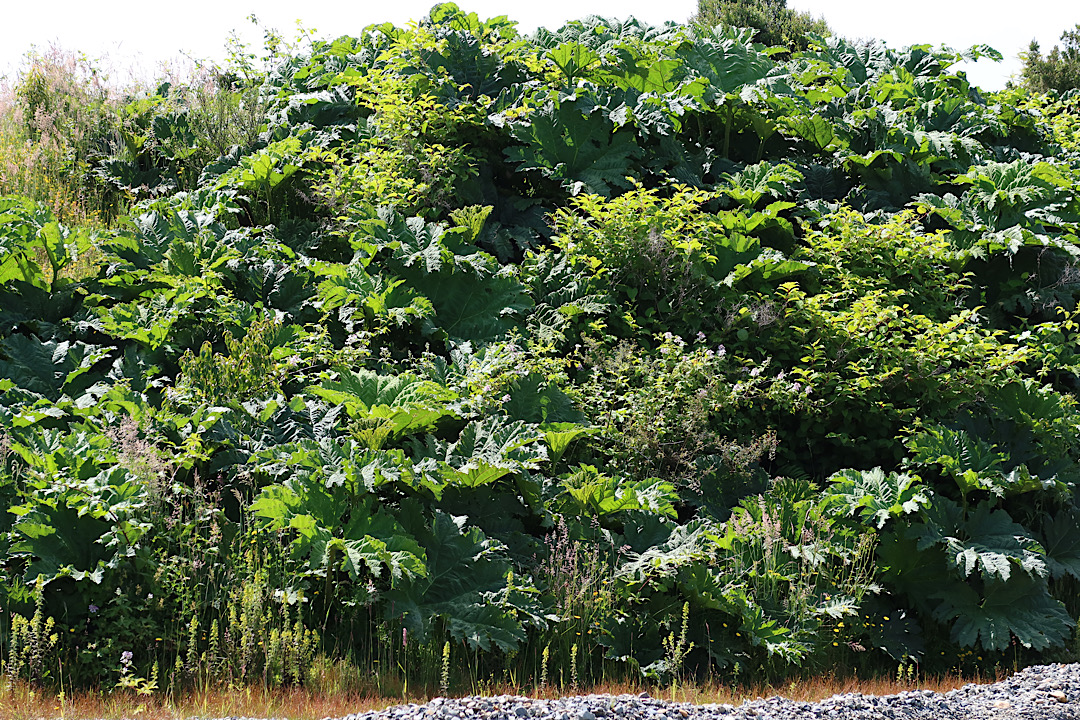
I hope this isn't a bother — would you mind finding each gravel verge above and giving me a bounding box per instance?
[328,662,1080,720]
[190,662,1080,720]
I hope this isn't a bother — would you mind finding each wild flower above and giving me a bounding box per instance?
[107,416,170,488]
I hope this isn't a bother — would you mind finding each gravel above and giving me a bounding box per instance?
[199,662,1080,720]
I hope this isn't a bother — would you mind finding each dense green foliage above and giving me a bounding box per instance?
[1022,24,1080,94]
[2,3,1080,695]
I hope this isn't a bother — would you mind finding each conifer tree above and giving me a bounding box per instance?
[1022,25,1080,94]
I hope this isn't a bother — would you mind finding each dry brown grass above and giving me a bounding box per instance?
[0,669,1005,720]
[0,684,396,720]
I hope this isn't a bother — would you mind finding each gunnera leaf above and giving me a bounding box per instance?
[933,573,1073,651]
[385,508,531,652]
[1040,509,1080,581]
[912,498,1046,582]
[824,467,928,528]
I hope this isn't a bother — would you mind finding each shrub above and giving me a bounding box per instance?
[694,0,831,54]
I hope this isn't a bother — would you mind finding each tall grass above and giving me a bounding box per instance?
[0,46,121,226]
[0,45,266,228]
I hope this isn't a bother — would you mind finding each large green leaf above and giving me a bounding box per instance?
[308,369,451,438]
[519,249,610,345]
[1040,510,1080,581]
[824,467,927,528]
[0,335,113,403]
[541,422,598,464]
[906,426,1007,497]
[0,196,93,292]
[506,98,641,197]
[315,263,434,328]
[250,470,426,584]
[313,369,437,409]
[546,42,602,85]
[407,265,534,343]
[10,466,152,585]
[214,134,306,196]
[721,586,805,662]
[720,161,803,208]
[912,498,1046,582]
[449,416,547,470]
[249,438,429,495]
[413,416,548,489]
[676,25,775,98]
[500,373,584,425]
[618,520,720,584]
[933,573,1073,651]
[385,509,533,651]
[10,504,111,583]
[560,464,678,520]
[89,281,211,351]
[882,497,1066,651]
[0,197,45,288]
[878,526,968,616]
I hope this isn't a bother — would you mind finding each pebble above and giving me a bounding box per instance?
[191,662,1080,720]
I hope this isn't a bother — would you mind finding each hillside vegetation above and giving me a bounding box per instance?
[2,3,1080,696]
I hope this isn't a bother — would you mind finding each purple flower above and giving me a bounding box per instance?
[716,345,727,357]
[88,604,99,614]
[749,367,762,377]
[696,331,706,342]
[120,650,133,668]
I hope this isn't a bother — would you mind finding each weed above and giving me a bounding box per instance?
[539,645,550,690]
[662,602,695,690]
[5,578,58,688]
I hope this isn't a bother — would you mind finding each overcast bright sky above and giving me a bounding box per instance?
[1,1,1076,91]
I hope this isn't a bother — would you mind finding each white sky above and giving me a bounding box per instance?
[1,0,1075,91]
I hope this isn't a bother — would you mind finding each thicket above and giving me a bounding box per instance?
[2,2,1080,700]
